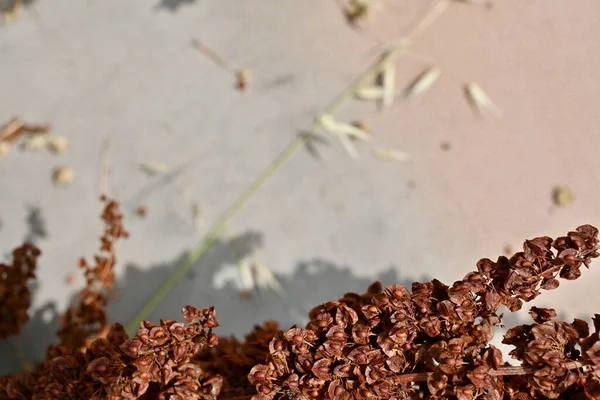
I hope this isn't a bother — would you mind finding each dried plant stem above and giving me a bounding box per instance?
[191,38,234,73]
[125,1,450,336]
[392,361,587,384]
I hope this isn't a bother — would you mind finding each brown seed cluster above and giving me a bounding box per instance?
[196,321,280,398]
[248,225,600,399]
[0,243,40,339]
[1,306,220,399]
[2,223,600,400]
[57,197,130,350]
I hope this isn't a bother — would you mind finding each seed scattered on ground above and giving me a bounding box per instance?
[404,67,441,98]
[354,86,385,101]
[53,165,74,187]
[0,141,10,156]
[135,206,148,218]
[140,162,172,175]
[343,0,374,25]
[464,82,501,117]
[65,273,77,285]
[552,186,574,207]
[47,135,69,154]
[23,135,49,151]
[235,67,252,92]
[372,146,411,162]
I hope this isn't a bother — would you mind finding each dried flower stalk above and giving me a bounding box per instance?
[0,243,40,339]
[57,197,129,350]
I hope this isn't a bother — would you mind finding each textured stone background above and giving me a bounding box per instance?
[1,0,599,374]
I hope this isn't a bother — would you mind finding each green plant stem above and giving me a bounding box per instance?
[125,0,449,336]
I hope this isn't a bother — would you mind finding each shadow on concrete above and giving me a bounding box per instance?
[0,0,36,13]
[154,0,197,12]
[24,206,48,244]
[0,230,429,376]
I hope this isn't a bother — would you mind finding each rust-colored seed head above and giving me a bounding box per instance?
[2,225,600,400]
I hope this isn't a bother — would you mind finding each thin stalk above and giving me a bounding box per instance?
[125,0,449,336]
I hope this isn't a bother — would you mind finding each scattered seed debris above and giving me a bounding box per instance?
[1,0,21,23]
[47,135,69,154]
[372,146,411,162]
[65,273,77,285]
[22,134,49,151]
[552,186,574,207]
[1,116,51,155]
[381,60,396,108]
[464,82,501,117]
[350,120,369,136]
[0,141,10,156]
[343,0,373,25]
[0,116,25,142]
[503,245,514,256]
[440,142,451,151]
[404,67,441,98]
[140,162,172,176]
[253,262,285,296]
[317,114,372,140]
[238,258,255,298]
[53,165,74,187]
[354,86,385,101]
[19,132,69,154]
[191,38,251,93]
[235,67,252,92]
[316,113,372,159]
[135,206,148,218]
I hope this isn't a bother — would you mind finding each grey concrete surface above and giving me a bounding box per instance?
[1,0,600,375]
